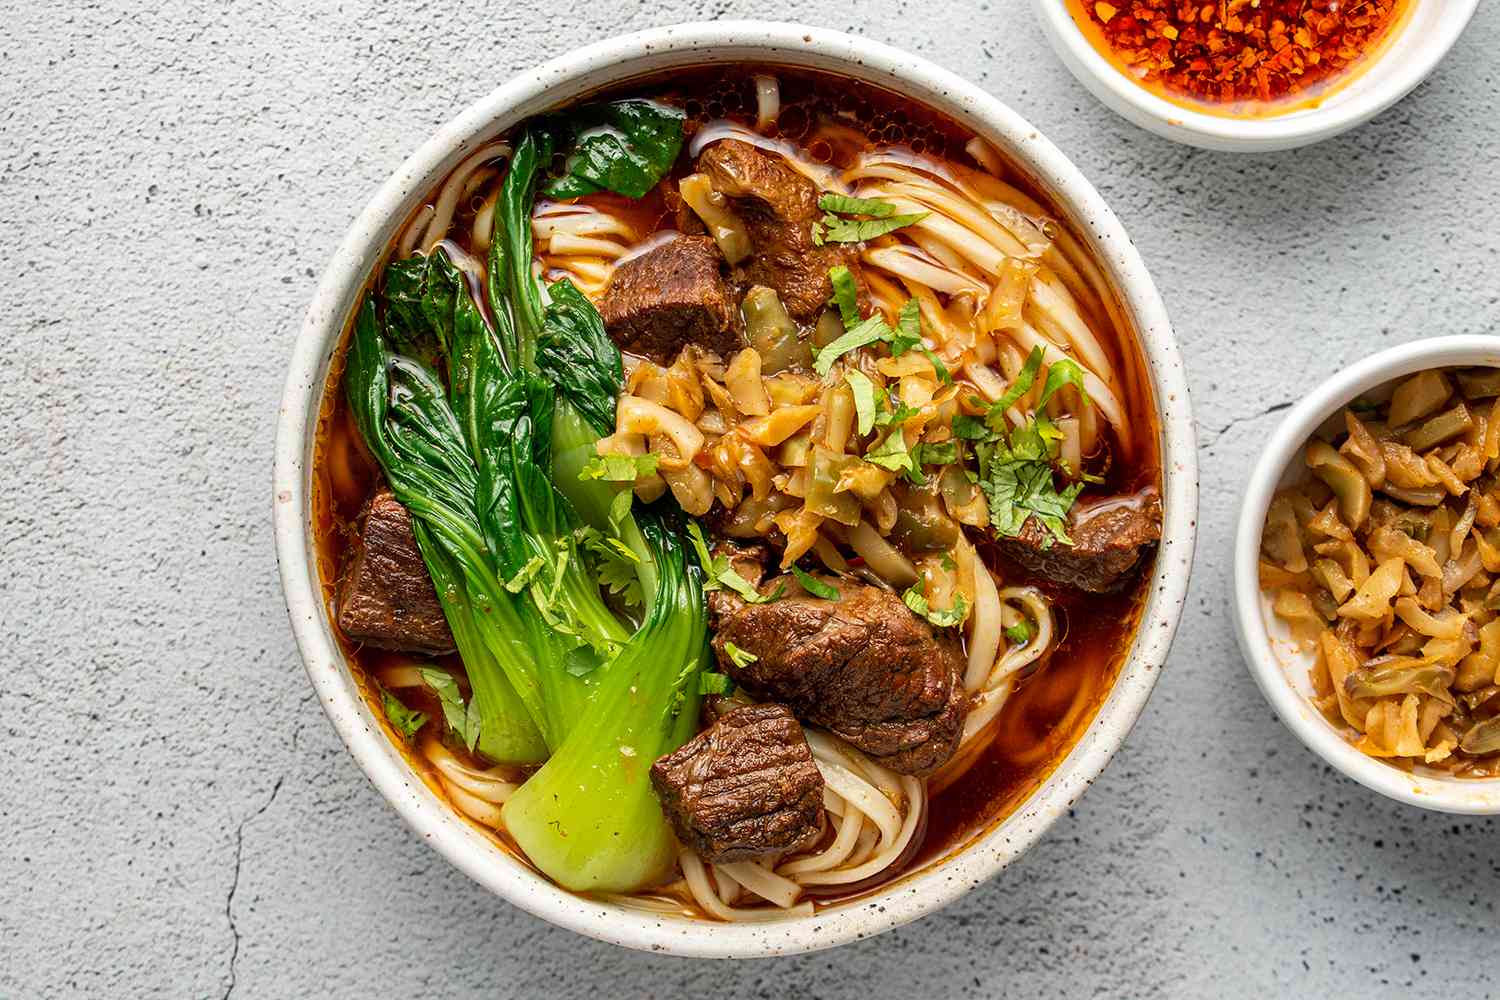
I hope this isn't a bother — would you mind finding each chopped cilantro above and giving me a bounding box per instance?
[607,487,633,531]
[579,452,660,482]
[865,428,916,475]
[885,298,950,384]
[991,345,1045,418]
[1004,620,1033,645]
[845,369,878,436]
[813,315,891,376]
[921,349,952,385]
[721,641,759,670]
[914,440,959,466]
[819,193,898,217]
[954,414,999,443]
[686,522,786,604]
[698,671,737,695]
[1038,358,1091,409]
[902,583,970,628]
[814,210,929,245]
[418,667,481,752]
[828,265,862,327]
[980,424,1084,547]
[378,685,427,742]
[578,526,644,610]
[890,298,923,354]
[791,565,840,600]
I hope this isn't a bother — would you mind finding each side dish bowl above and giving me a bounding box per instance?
[1234,335,1500,814]
[273,21,1199,956]
[1034,0,1479,153]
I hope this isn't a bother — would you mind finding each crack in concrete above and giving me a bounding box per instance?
[1203,400,1294,449]
[223,775,284,1000]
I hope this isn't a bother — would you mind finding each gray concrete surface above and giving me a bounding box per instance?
[4,1,1497,996]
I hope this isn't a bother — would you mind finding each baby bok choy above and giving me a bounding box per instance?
[501,514,709,892]
[375,246,631,749]
[344,299,546,764]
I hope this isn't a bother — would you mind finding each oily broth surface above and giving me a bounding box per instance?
[309,63,1162,911]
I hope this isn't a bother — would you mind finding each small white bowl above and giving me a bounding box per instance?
[1035,0,1479,152]
[1233,335,1500,814]
[274,21,1200,956]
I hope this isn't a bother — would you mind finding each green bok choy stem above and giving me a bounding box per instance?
[501,515,709,892]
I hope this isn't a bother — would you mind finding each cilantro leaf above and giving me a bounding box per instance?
[791,565,840,600]
[845,369,878,436]
[981,440,1085,547]
[1038,358,1092,409]
[1004,620,1033,645]
[579,452,659,482]
[686,522,787,604]
[819,194,898,217]
[378,685,428,741]
[828,265,862,327]
[873,394,919,428]
[698,672,737,695]
[902,583,970,628]
[954,414,1000,443]
[817,211,929,244]
[886,298,950,385]
[418,667,481,752]
[721,641,759,670]
[814,315,891,376]
[914,440,959,466]
[865,428,915,475]
[990,345,1045,418]
[891,298,923,354]
[578,526,644,610]
[607,487,633,531]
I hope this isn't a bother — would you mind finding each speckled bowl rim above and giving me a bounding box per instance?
[1233,334,1500,814]
[273,21,1199,958]
[1033,0,1479,153]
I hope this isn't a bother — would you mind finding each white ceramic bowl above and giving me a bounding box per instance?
[1035,0,1478,152]
[1233,335,1500,814]
[273,21,1199,956]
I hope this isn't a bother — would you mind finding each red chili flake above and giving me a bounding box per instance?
[1069,0,1409,111]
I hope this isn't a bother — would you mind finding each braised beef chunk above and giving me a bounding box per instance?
[994,487,1162,593]
[337,489,456,654]
[597,235,741,363]
[709,561,968,776]
[650,704,825,863]
[697,140,866,321]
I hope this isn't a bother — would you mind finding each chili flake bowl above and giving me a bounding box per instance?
[1034,0,1479,153]
[1233,335,1500,815]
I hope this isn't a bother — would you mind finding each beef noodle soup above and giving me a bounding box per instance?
[311,66,1162,920]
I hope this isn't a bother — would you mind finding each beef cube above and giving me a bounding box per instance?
[993,487,1162,593]
[708,555,968,776]
[651,703,825,863]
[597,235,742,364]
[697,140,867,322]
[336,488,455,654]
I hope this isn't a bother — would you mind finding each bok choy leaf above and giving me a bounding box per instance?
[543,100,686,200]
[344,299,547,763]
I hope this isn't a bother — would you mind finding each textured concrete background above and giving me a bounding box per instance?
[3,1,1497,997]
